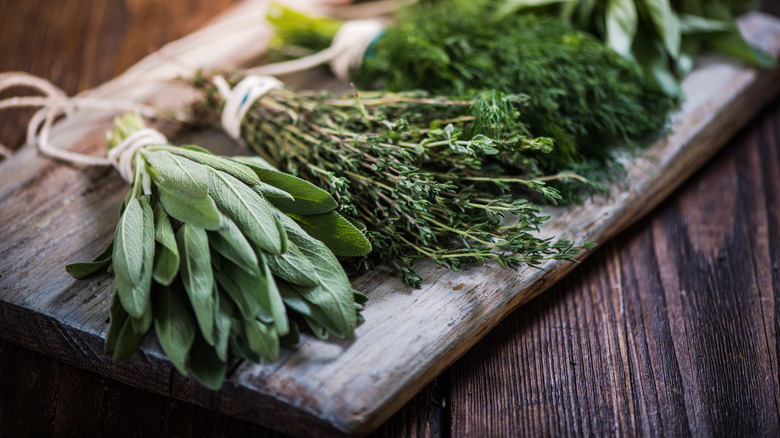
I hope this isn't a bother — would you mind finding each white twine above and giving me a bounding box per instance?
[244,19,384,81]
[106,128,168,185]
[213,74,283,140]
[0,72,164,183]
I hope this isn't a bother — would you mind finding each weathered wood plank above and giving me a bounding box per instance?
[2,3,780,437]
[450,99,780,436]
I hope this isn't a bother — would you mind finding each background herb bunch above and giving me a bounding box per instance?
[193,74,595,287]
[492,0,775,96]
[66,113,370,390]
[268,0,678,193]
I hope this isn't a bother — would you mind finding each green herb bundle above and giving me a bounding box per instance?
[193,74,595,287]
[267,1,677,181]
[493,0,775,96]
[67,113,370,390]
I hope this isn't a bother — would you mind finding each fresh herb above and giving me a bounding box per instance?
[67,113,370,390]
[493,0,775,96]
[267,1,677,181]
[192,74,596,287]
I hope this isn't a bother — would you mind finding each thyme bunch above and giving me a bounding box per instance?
[193,75,595,287]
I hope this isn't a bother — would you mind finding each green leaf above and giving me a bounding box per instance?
[171,148,261,187]
[606,0,638,57]
[113,197,153,320]
[275,214,357,337]
[493,0,566,19]
[701,3,775,68]
[152,199,179,285]
[252,183,295,201]
[144,151,209,198]
[678,13,730,34]
[640,0,681,59]
[66,240,113,279]
[288,211,372,258]
[209,216,260,275]
[188,333,227,391]
[265,239,320,287]
[232,157,338,215]
[243,319,279,363]
[156,179,222,230]
[208,169,286,255]
[278,282,344,337]
[214,289,233,363]
[259,253,288,336]
[214,262,263,322]
[105,291,145,362]
[228,318,261,363]
[632,29,682,97]
[154,285,196,375]
[177,223,215,345]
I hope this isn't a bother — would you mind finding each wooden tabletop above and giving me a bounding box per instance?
[2,1,780,436]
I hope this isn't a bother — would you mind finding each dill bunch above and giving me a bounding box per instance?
[353,3,677,169]
[192,73,595,287]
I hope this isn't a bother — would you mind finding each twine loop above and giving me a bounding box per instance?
[0,72,161,178]
[106,128,168,184]
[213,74,282,140]
[245,19,384,81]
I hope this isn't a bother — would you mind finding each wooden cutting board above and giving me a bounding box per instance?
[2,1,780,436]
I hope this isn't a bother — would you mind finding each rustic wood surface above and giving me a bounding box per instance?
[2,1,780,437]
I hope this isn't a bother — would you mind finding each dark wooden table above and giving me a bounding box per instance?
[2,1,780,436]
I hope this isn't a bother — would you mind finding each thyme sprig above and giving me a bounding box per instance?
[193,75,595,287]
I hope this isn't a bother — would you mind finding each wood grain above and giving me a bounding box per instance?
[451,101,780,436]
[2,1,780,437]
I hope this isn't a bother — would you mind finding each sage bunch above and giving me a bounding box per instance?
[193,75,595,287]
[67,113,370,390]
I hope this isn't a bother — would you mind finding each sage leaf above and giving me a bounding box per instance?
[152,199,179,286]
[66,240,113,279]
[154,285,196,375]
[177,223,215,345]
[606,0,638,57]
[259,253,288,336]
[678,13,730,34]
[144,151,209,198]
[188,333,227,391]
[208,169,286,255]
[214,289,233,363]
[252,183,295,201]
[209,216,259,275]
[288,211,371,258]
[278,282,344,337]
[276,214,357,336]
[632,29,682,97]
[243,319,279,362]
[265,240,320,287]
[640,0,681,58]
[105,292,145,362]
[113,196,153,320]
[229,319,261,363]
[157,179,222,230]
[279,320,300,347]
[214,262,263,322]
[701,2,775,68]
[232,157,337,215]
[172,148,261,186]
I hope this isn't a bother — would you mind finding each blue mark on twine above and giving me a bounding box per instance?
[363,31,384,61]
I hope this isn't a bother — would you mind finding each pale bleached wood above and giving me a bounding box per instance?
[1,6,779,438]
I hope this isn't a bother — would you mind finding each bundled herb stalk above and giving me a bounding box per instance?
[265,1,677,179]
[67,113,370,390]
[193,74,595,287]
